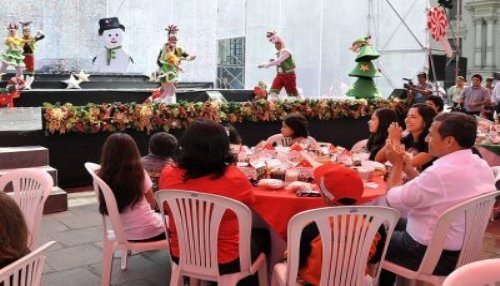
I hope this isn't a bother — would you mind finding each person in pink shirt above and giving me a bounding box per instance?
[98,133,165,242]
[379,112,496,285]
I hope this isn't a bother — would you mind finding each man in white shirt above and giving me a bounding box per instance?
[379,112,496,285]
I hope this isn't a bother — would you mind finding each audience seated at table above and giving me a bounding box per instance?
[0,192,30,269]
[141,132,178,193]
[294,164,386,286]
[224,122,248,156]
[376,103,437,171]
[98,133,165,242]
[159,118,269,286]
[263,113,319,150]
[425,95,445,114]
[366,108,398,161]
[379,112,496,285]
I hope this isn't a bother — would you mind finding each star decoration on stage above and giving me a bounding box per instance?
[360,64,370,72]
[62,75,82,89]
[74,70,90,82]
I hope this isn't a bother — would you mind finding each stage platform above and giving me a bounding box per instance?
[2,73,254,106]
[14,88,255,106]
[1,73,370,187]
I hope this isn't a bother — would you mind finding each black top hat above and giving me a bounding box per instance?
[98,17,125,35]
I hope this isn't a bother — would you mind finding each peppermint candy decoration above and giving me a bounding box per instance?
[427,6,448,41]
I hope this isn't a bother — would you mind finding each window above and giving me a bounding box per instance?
[217,37,245,89]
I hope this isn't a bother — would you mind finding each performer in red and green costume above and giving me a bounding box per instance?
[20,21,44,89]
[155,25,195,104]
[258,31,297,100]
[0,23,25,80]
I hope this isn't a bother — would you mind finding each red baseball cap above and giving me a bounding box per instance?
[313,163,367,205]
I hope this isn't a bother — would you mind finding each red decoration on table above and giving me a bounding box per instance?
[290,143,303,151]
[296,159,313,167]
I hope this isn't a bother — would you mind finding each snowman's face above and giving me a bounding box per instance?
[102,28,123,49]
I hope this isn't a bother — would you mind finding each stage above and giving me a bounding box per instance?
[0,73,373,187]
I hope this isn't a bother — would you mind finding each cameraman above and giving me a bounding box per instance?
[405,72,433,104]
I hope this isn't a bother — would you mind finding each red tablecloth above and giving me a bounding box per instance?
[251,175,387,239]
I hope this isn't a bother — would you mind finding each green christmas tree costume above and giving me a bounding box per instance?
[346,36,382,99]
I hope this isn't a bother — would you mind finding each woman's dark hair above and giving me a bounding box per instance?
[98,133,145,215]
[225,123,243,145]
[149,132,178,158]
[0,192,29,265]
[426,95,444,112]
[284,113,309,139]
[176,118,236,181]
[366,108,398,160]
[402,103,437,152]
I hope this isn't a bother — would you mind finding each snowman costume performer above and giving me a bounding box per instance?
[92,17,133,73]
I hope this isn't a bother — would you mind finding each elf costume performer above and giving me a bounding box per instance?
[20,21,44,89]
[258,31,297,100]
[155,25,196,104]
[0,23,25,80]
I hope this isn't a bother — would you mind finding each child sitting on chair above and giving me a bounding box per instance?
[141,132,178,193]
[292,164,386,286]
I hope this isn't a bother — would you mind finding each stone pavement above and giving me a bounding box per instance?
[39,190,170,286]
[38,190,500,286]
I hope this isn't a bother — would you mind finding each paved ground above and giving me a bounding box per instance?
[38,190,500,286]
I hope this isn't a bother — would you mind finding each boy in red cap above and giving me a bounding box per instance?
[295,163,386,285]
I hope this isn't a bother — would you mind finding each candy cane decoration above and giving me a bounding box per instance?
[427,6,453,57]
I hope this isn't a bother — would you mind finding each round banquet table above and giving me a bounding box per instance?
[251,174,387,240]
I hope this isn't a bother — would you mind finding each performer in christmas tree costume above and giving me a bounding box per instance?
[346,36,383,99]
[155,25,196,104]
[258,31,297,100]
[0,23,25,80]
[19,21,44,89]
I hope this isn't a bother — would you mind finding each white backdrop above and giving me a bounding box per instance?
[0,0,428,97]
[245,0,429,98]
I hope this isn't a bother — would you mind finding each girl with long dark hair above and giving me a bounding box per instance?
[98,133,164,241]
[366,108,398,161]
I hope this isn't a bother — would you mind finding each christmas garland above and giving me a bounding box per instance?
[42,99,410,135]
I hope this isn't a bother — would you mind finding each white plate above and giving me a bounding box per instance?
[361,160,386,173]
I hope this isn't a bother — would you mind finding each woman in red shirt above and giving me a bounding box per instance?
[159,119,268,285]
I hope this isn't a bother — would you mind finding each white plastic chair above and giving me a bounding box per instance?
[0,168,54,249]
[382,191,498,286]
[84,162,169,286]
[490,166,500,221]
[271,206,400,286]
[155,190,268,286]
[0,241,56,286]
[351,139,368,153]
[442,258,500,286]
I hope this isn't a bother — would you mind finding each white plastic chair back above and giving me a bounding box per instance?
[382,191,498,285]
[0,168,54,249]
[273,206,400,286]
[0,241,55,286]
[351,139,368,153]
[443,258,500,286]
[156,190,268,286]
[84,162,169,286]
[84,162,128,244]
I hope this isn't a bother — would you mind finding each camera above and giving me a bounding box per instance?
[403,78,414,89]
